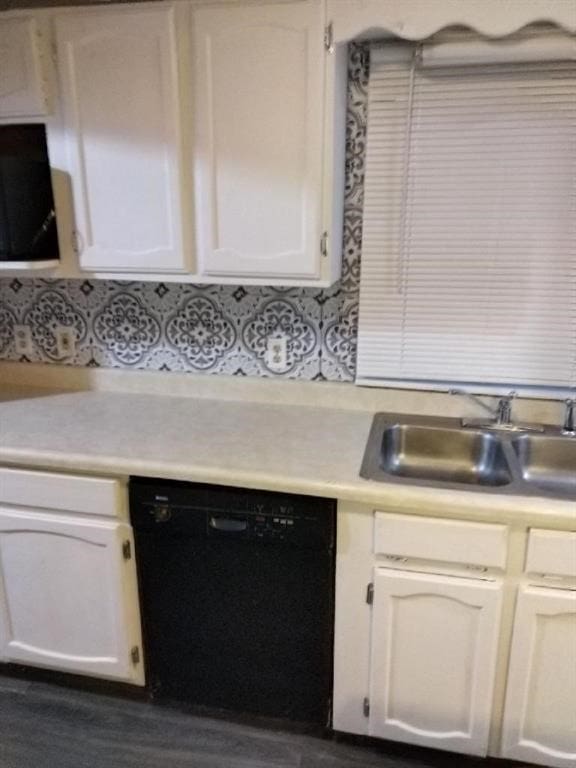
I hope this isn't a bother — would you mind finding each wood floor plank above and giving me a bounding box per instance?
[0,676,526,768]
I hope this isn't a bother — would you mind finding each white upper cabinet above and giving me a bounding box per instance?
[501,585,576,768]
[0,16,50,118]
[192,0,343,284]
[369,568,503,756]
[55,6,189,274]
[0,507,143,685]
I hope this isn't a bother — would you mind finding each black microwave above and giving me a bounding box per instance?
[0,124,59,263]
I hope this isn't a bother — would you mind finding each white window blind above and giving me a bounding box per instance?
[356,32,576,393]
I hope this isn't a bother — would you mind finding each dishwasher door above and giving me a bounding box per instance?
[130,480,336,727]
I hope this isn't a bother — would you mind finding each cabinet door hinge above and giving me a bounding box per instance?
[324,22,334,54]
[366,582,374,605]
[122,540,132,560]
[363,697,370,717]
[320,231,329,258]
[71,229,83,256]
[130,646,140,665]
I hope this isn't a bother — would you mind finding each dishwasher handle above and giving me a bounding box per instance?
[209,515,248,534]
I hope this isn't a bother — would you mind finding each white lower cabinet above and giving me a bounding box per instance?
[335,505,576,767]
[369,567,503,756]
[0,507,143,685]
[501,585,576,767]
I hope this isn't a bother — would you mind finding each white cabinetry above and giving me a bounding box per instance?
[55,6,188,274]
[501,586,576,768]
[192,0,345,285]
[369,568,503,756]
[0,16,50,118]
[501,528,576,768]
[0,468,143,685]
[334,505,507,758]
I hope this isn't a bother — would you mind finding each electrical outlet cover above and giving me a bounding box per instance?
[266,336,288,372]
[55,326,76,358]
[13,325,33,357]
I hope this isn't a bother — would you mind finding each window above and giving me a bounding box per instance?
[356,29,576,393]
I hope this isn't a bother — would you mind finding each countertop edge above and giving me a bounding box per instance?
[1,447,574,530]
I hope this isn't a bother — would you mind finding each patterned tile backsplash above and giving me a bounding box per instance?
[0,47,368,383]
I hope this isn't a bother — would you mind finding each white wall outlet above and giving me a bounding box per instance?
[266,336,288,372]
[55,326,76,358]
[13,325,33,357]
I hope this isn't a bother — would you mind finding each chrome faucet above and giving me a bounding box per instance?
[562,399,575,437]
[451,389,544,432]
[495,394,514,426]
[496,392,516,427]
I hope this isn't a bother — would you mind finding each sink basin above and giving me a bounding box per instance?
[511,435,576,496]
[362,413,575,498]
[378,424,512,487]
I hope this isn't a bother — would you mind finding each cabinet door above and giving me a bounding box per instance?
[0,508,143,685]
[0,17,49,118]
[193,1,325,280]
[56,7,187,273]
[369,568,502,756]
[501,586,576,767]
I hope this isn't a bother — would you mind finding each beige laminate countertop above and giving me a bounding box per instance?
[0,387,575,528]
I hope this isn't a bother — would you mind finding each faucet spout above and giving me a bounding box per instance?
[448,389,497,418]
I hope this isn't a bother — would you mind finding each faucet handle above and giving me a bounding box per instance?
[562,398,575,436]
[496,393,515,425]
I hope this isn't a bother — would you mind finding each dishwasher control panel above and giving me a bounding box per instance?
[130,478,335,549]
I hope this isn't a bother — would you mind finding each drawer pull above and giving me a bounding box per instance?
[384,554,409,563]
[465,564,488,573]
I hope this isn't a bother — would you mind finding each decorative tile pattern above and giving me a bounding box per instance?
[24,290,87,362]
[167,296,236,370]
[93,293,161,365]
[323,295,359,381]
[0,45,369,382]
[243,298,318,375]
[0,302,16,355]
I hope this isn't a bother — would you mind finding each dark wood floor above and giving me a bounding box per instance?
[0,675,530,768]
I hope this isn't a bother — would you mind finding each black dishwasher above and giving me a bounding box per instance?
[130,478,336,727]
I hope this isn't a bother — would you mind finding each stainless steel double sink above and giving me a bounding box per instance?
[361,414,576,500]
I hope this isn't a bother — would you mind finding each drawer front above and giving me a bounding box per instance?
[374,512,508,570]
[0,467,123,518]
[526,529,576,579]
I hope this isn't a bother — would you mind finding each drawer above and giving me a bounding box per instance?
[374,512,508,570]
[0,467,123,518]
[526,529,576,579]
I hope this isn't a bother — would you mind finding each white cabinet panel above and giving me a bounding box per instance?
[0,467,122,518]
[526,530,576,580]
[0,508,143,685]
[192,1,325,281]
[369,568,502,756]
[0,17,49,118]
[374,512,508,569]
[501,585,576,767]
[56,6,187,273]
